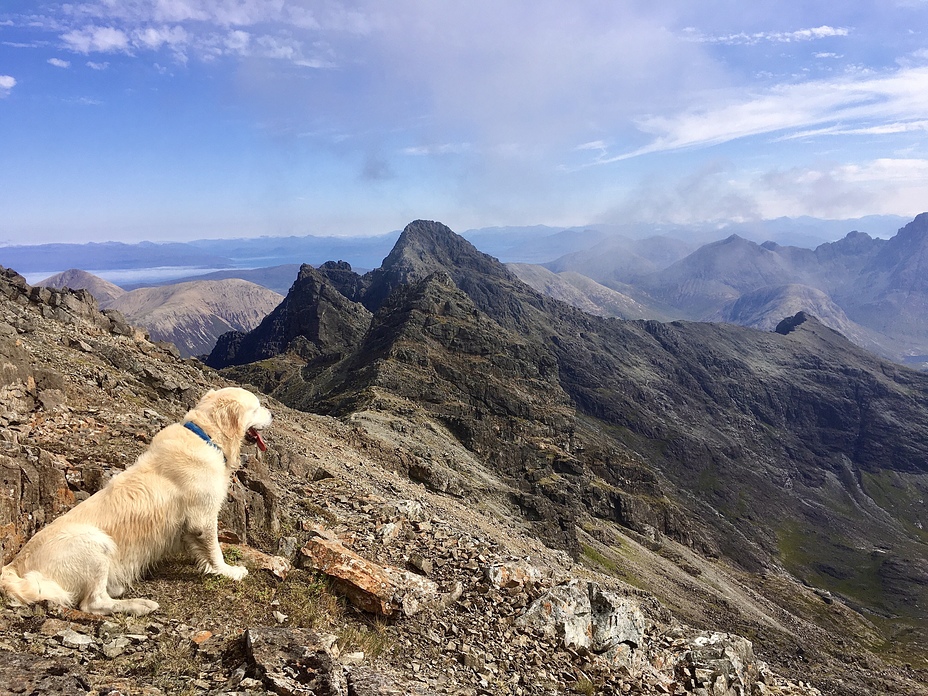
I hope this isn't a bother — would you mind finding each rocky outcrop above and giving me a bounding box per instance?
[207,264,371,368]
[519,579,646,654]
[244,627,347,695]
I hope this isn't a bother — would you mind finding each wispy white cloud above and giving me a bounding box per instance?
[755,158,928,218]
[86,60,109,70]
[595,65,928,163]
[0,74,16,97]
[47,57,70,68]
[134,25,188,50]
[837,157,928,183]
[48,7,337,69]
[781,119,928,139]
[61,25,131,53]
[64,96,103,106]
[683,25,849,45]
[603,157,928,225]
[224,29,250,53]
[3,40,49,48]
[601,160,761,225]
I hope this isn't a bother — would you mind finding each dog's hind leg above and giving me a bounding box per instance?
[80,564,159,616]
[73,533,159,616]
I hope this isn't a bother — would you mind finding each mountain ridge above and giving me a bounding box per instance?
[208,221,928,682]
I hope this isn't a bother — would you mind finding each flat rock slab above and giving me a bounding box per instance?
[244,626,347,696]
[0,651,91,694]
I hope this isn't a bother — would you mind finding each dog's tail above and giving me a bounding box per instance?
[0,564,73,608]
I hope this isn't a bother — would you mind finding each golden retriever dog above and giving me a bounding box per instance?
[0,387,271,615]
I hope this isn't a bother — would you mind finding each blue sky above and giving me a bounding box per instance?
[2,1,928,244]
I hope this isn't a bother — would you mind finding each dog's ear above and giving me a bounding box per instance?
[209,394,245,436]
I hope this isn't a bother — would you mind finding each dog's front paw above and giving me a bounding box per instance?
[222,565,248,581]
[125,599,160,615]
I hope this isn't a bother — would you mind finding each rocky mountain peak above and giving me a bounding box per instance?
[384,220,491,270]
[853,211,928,305]
[722,233,749,244]
[897,211,928,239]
[814,229,879,260]
[361,220,517,312]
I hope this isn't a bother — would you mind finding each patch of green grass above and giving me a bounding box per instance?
[860,469,928,543]
[337,620,392,660]
[573,677,596,695]
[222,546,243,563]
[776,521,890,616]
[274,572,342,630]
[696,463,721,496]
[581,543,619,573]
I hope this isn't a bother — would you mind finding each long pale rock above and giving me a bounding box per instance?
[300,535,448,617]
[302,536,399,615]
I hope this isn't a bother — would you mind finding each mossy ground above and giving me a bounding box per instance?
[103,560,394,692]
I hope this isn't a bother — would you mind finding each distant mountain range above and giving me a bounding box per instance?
[1,216,906,282]
[521,214,928,368]
[37,269,282,358]
[26,214,928,369]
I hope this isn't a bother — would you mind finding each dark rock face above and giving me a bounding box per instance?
[316,260,369,302]
[206,263,372,368]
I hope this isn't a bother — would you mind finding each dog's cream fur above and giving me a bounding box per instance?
[0,387,271,616]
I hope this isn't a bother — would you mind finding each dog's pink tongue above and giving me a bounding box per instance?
[247,427,267,451]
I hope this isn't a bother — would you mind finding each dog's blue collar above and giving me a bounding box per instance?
[184,421,223,456]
